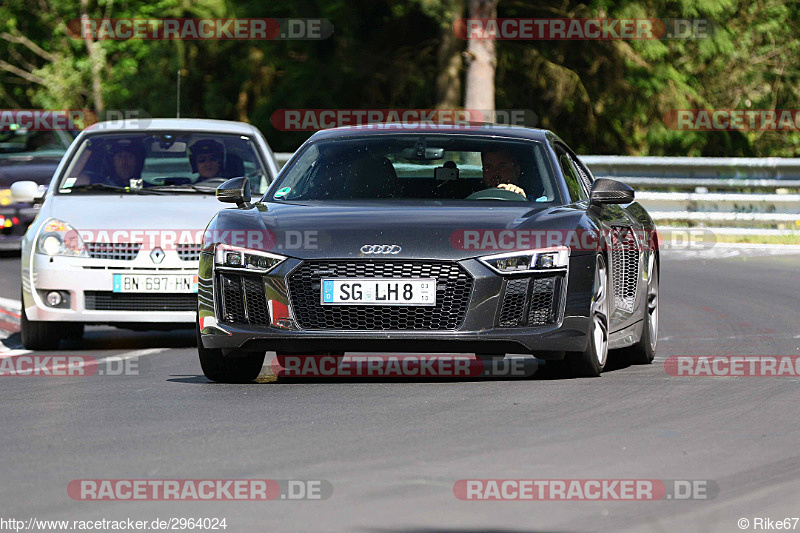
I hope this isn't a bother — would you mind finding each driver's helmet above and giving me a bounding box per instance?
[188,139,225,173]
[105,138,145,181]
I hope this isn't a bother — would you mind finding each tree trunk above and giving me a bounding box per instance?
[80,0,105,114]
[464,0,497,116]
[436,0,464,109]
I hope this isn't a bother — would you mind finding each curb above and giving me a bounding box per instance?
[0,299,21,336]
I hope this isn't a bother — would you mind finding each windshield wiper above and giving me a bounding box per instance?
[60,183,167,195]
[147,184,216,193]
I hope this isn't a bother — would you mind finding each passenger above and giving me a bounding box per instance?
[189,139,225,180]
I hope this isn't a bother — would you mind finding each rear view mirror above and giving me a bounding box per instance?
[400,147,444,161]
[10,181,45,204]
[590,178,634,206]
[216,177,251,207]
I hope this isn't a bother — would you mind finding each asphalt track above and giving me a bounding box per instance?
[0,246,799,532]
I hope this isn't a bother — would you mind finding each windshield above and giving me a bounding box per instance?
[0,129,75,156]
[269,135,560,204]
[56,131,270,194]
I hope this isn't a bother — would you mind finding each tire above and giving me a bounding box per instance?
[565,254,610,377]
[20,302,63,351]
[622,257,659,364]
[196,322,265,383]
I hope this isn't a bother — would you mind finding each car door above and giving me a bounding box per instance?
[554,141,647,332]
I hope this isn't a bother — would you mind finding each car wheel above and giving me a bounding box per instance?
[20,301,63,351]
[196,322,265,383]
[622,258,659,364]
[566,254,609,377]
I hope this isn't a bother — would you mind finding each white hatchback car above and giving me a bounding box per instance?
[17,118,279,349]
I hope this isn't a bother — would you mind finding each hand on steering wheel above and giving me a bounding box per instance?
[496,183,526,198]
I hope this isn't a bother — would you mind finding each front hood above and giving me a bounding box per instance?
[217,200,591,260]
[42,194,224,242]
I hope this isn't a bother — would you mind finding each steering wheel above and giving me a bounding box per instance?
[466,188,527,201]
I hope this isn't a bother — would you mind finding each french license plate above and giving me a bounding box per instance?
[321,278,436,306]
[112,274,198,293]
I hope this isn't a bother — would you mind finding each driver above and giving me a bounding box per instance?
[106,139,145,186]
[189,139,225,180]
[481,149,526,198]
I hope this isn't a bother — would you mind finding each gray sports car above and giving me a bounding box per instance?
[197,124,660,381]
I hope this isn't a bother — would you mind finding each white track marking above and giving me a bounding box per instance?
[0,347,167,375]
[0,297,21,312]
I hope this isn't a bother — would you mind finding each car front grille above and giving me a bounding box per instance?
[217,273,271,326]
[176,244,201,261]
[86,242,142,261]
[288,260,473,330]
[498,275,562,327]
[84,291,196,311]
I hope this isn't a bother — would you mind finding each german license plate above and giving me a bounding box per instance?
[112,274,198,293]
[321,278,436,306]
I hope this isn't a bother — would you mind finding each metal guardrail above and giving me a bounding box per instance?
[581,156,800,181]
[275,153,799,232]
[583,157,800,231]
[607,177,800,191]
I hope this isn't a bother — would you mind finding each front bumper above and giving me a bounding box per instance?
[199,253,597,357]
[23,250,199,323]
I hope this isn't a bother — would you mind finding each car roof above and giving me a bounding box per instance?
[83,118,260,135]
[308,123,553,142]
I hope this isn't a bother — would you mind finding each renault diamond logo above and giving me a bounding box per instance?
[360,244,401,254]
[150,247,165,264]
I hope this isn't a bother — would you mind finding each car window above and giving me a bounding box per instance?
[270,135,561,204]
[0,129,75,155]
[555,145,588,203]
[570,154,594,193]
[56,132,270,194]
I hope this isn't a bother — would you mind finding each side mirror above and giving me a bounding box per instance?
[216,177,251,207]
[10,181,45,204]
[590,178,634,206]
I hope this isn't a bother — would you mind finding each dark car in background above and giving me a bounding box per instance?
[197,124,661,382]
[0,128,77,250]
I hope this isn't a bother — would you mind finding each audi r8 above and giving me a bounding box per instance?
[197,124,660,381]
[19,119,280,350]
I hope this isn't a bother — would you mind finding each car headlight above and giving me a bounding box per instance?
[479,247,569,274]
[214,243,285,273]
[36,219,87,257]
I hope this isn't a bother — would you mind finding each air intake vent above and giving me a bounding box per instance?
[611,228,639,312]
[217,273,271,326]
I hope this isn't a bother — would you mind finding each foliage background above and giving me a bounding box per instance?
[1,0,798,155]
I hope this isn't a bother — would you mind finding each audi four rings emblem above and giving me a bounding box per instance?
[361,244,402,254]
